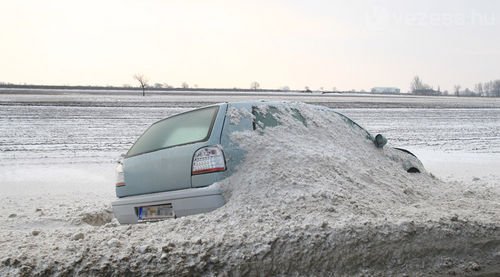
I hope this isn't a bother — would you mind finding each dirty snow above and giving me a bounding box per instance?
[0,93,499,276]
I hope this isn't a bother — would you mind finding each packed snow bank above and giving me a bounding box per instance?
[221,103,435,224]
[0,164,115,232]
[1,103,499,276]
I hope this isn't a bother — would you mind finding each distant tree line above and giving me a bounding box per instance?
[473,80,500,97]
[2,76,499,97]
[410,76,500,97]
[0,81,294,94]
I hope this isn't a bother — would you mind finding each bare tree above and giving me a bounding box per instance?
[410,75,430,92]
[493,80,500,97]
[454,85,461,97]
[133,74,148,96]
[474,83,483,96]
[250,81,260,90]
[484,82,490,96]
[182,82,189,89]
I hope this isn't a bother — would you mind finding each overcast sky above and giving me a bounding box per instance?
[1,0,499,92]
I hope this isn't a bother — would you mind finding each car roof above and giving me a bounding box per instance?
[225,100,307,109]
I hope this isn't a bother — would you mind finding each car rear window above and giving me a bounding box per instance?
[127,106,219,157]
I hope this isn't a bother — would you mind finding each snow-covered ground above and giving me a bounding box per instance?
[0,92,499,275]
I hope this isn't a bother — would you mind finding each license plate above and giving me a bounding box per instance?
[137,203,174,222]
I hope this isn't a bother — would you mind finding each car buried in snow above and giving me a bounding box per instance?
[112,101,425,224]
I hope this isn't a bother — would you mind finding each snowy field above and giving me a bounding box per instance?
[0,92,499,275]
[1,92,498,180]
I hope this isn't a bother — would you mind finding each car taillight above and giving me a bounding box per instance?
[192,145,226,175]
[116,163,125,187]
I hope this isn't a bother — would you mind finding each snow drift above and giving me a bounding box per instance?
[1,103,499,276]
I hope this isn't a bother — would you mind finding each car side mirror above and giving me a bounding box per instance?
[118,153,126,163]
[374,134,387,148]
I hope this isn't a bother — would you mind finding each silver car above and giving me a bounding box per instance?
[112,101,424,224]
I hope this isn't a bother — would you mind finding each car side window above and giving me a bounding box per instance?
[290,108,307,127]
[252,105,307,130]
[252,106,280,129]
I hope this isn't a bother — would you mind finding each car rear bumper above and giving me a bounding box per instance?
[111,184,225,224]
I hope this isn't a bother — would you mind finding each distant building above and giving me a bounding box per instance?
[412,89,440,96]
[371,87,400,94]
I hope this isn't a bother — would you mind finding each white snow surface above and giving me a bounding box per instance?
[1,98,499,275]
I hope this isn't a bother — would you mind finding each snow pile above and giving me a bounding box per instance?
[220,102,436,225]
[1,103,499,276]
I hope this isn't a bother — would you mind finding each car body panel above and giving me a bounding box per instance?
[119,143,200,197]
[112,183,224,224]
[391,148,426,173]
